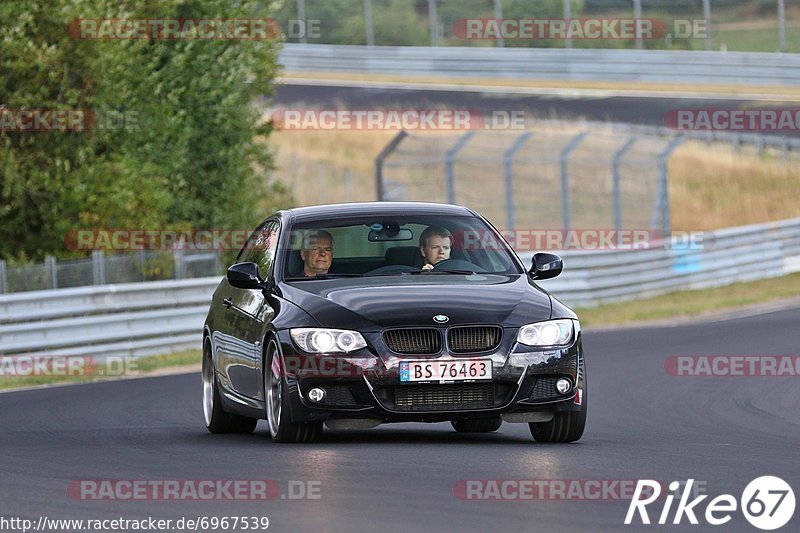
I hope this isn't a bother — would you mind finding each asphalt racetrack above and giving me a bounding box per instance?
[274,82,800,137]
[2,306,799,532]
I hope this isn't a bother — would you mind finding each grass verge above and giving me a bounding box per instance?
[575,272,800,327]
[0,349,200,391]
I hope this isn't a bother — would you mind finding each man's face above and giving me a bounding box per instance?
[420,235,451,265]
[301,236,333,276]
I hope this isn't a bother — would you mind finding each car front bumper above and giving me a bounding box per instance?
[275,328,585,424]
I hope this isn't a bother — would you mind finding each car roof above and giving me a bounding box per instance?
[282,202,475,223]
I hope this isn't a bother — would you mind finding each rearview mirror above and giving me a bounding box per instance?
[227,262,264,289]
[529,253,563,280]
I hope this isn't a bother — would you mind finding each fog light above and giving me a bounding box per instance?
[556,378,572,394]
[308,387,326,403]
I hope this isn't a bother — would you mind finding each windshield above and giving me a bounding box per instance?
[282,214,522,279]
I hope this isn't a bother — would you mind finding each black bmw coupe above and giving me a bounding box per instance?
[202,202,586,443]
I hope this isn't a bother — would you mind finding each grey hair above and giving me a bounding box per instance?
[302,229,334,250]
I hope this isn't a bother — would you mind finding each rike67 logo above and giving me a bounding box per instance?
[626,477,795,530]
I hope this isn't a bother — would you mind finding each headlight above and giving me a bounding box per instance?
[517,319,575,348]
[290,328,367,353]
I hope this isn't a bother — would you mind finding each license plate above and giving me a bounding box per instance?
[399,359,492,383]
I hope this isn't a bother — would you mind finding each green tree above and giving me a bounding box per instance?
[0,0,290,261]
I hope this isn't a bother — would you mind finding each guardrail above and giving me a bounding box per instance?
[279,44,800,87]
[532,217,800,307]
[1,218,799,359]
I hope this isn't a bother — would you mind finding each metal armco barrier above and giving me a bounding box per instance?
[1,218,798,359]
[279,44,800,87]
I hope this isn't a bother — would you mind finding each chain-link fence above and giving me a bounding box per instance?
[375,125,682,236]
[0,250,220,294]
[373,121,799,236]
[277,0,798,53]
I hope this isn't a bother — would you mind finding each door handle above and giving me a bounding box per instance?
[222,297,233,309]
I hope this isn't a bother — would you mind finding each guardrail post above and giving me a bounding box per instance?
[756,134,765,156]
[92,250,106,285]
[503,132,534,231]
[612,136,638,240]
[652,135,685,237]
[46,255,57,289]
[0,260,7,294]
[375,131,408,201]
[173,249,185,279]
[559,131,589,246]
[445,131,477,205]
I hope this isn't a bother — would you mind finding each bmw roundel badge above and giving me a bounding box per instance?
[433,314,449,324]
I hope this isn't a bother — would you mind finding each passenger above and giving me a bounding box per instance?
[419,226,452,271]
[300,230,334,276]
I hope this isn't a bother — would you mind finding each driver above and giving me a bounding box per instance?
[419,226,452,271]
[301,230,334,276]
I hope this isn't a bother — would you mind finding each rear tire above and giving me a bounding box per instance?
[265,340,322,443]
[203,338,258,434]
[451,417,502,433]
[529,359,587,443]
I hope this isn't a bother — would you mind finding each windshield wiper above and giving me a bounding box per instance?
[407,269,475,275]
[284,273,364,281]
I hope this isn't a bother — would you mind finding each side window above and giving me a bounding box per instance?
[238,221,279,279]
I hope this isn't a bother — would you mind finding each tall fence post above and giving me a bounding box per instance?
[612,136,638,240]
[493,0,504,48]
[375,131,408,201]
[562,0,572,49]
[702,0,712,50]
[0,260,7,294]
[428,0,439,46]
[653,135,685,237]
[633,0,643,49]
[92,250,106,285]
[364,0,375,46]
[503,132,534,231]
[778,0,787,53]
[46,255,57,289]
[296,0,307,44]
[559,132,589,244]
[344,167,353,202]
[445,131,477,205]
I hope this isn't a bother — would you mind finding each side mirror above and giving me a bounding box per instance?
[529,252,563,280]
[227,262,264,289]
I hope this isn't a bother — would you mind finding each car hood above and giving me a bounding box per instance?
[278,274,552,331]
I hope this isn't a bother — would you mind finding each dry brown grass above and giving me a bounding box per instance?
[669,141,800,229]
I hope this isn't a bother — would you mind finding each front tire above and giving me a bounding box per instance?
[202,338,257,434]
[451,418,502,433]
[265,340,322,443]
[529,359,587,443]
